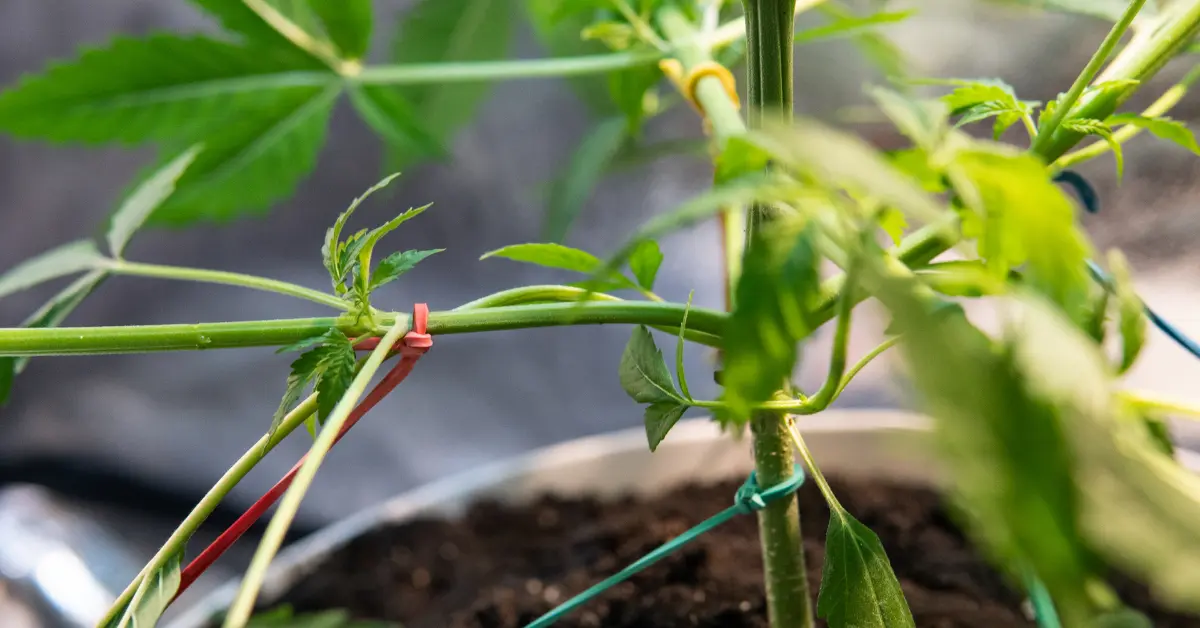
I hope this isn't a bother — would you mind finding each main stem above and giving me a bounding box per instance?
[744,1,813,626]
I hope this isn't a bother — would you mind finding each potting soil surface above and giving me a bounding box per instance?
[268,476,1200,627]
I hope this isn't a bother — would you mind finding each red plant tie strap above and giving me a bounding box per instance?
[174,305,432,598]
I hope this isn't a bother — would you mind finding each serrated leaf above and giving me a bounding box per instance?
[1107,250,1145,373]
[952,147,1092,316]
[644,401,687,452]
[389,0,514,165]
[150,83,340,223]
[0,35,329,144]
[348,85,446,164]
[868,86,948,152]
[619,325,680,404]
[1107,113,1200,154]
[322,173,402,288]
[0,270,107,406]
[315,333,356,424]
[817,511,915,628]
[482,243,603,273]
[188,0,324,60]
[723,222,820,420]
[354,205,433,289]
[796,10,912,45]
[370,249,443,290]
[272,338,329,436]
[308,0,373,59]
[117,550,183,628]
[543,117,629,242]
[628,240,663,291]
[107,146,200,257]
[0,240,105,301]
[1062,118,1123,180]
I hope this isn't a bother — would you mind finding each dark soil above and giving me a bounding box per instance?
[268,476,1200,627]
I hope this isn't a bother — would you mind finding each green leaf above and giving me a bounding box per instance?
[873,280,1096,617]
[353,205,434,289]
[1106,113,1200,154]
[543,117,630,242]
[348,85,447,163]
[1062,118,1124,180]
[715,135,773,183]
[676,291,694,402]
[0,270,107,406]
[878,206,907,245]
[0,35,329,144]
[389,0,515,164]
[606,63,663,134]
[188,0,323,59]
[308,0,373,59]
[795,10,912,45]
[723,222,820,420]
[322,173,402,289]
[315,331,356,423]
[952,146,1092,316]
[628,240,664,291]
[868,86,949,152]
[817,510,915,628]
[370,249,444,290]
[272,340,327,437]
[150,82,340,223]
[107,146,200,257]
[619,325,680,404]
[915,260,1006,297]
[0,240,105,301]
[1107,250,1145,373]
[481,243,603,274]
[644,401,687,452]
[117,550,183,628]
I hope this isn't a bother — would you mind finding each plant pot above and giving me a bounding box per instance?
[166,410,1200,627]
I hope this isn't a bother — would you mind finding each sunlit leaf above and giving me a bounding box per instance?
[878,206,907,245]
[0,240,105,301]
[116,550,183,628]
[1062,118,1123,180]
[107,146,200,257]
[482,243,603,274]
[322,173,402,290]
[1107,113,1200,154]
[817,510,915,628]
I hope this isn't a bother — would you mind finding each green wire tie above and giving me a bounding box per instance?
[523,464,807,628]
[1026,571,1063,628]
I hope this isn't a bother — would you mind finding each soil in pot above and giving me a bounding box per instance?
[261,476,1200,627]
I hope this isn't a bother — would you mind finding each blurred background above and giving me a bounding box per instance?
[1,0,1199,624]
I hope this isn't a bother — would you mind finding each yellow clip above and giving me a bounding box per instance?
[659,59,740,120]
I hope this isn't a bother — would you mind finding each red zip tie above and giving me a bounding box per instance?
[174,304,432,598]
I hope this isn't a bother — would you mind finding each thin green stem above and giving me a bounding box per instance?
[223,322,408,628]
[354,51,661,85]
[98,394,320,628]
[0,302,726,357]
[803,254,857,412]
[834,335,901,399]
[107,260,347,310]
[1030,0,1148,156]
[612,0,670,50]
[787,418,841,510]
[1055,63,1200,169]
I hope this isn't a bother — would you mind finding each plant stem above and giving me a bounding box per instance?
[0,302,726,357]
[1122,391,1200,421]
[802,255,856,412]
[106,260,347,310]
[355,51,661,85]
[223,322,408,628]
[97,394,320,628]
[787,419,841,510]
[1055,63,1200,169]
[1030,0,1148,156]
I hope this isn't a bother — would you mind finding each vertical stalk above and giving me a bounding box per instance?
[743,1,813,626]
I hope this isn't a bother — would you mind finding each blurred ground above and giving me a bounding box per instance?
[1,0,1200,609]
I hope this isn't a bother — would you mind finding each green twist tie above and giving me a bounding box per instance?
[524,464,806,628]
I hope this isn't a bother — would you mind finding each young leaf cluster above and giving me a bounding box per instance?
[272,328,358,438]
[320,174,441,316]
